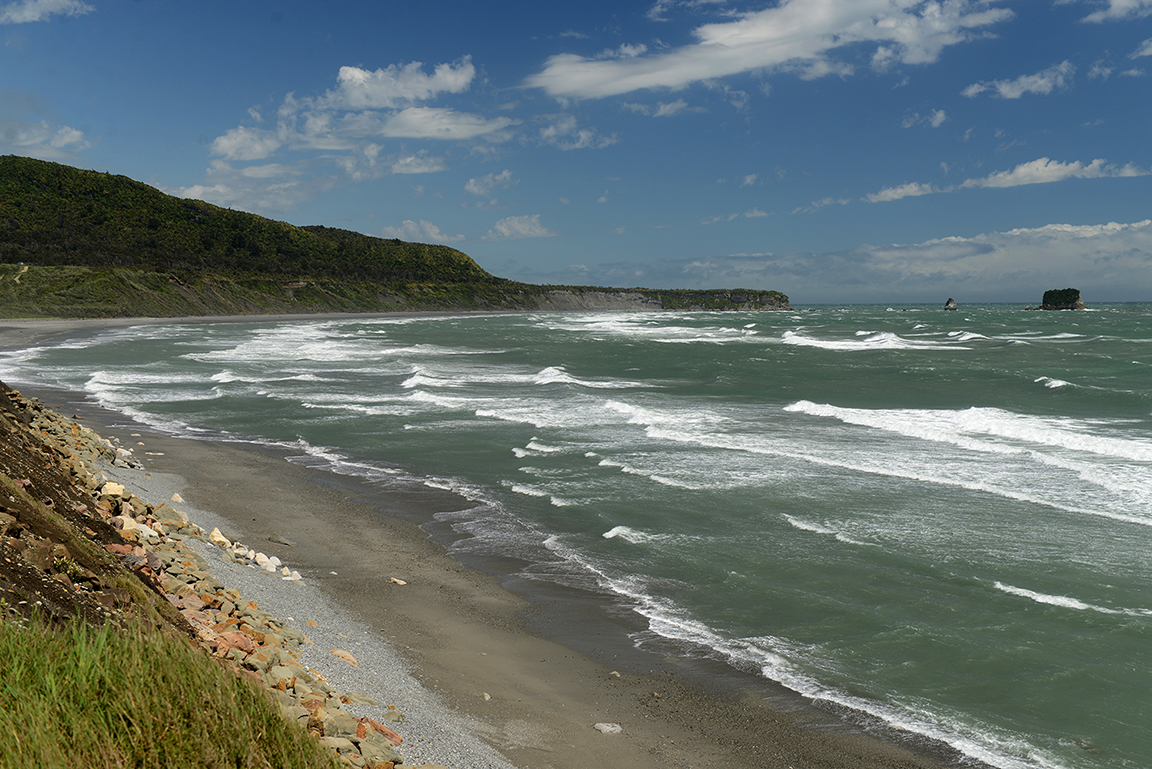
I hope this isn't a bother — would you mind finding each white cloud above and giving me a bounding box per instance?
[621,99,697,117]
[962,61,1075,98]
[793,196,852,213]
[961,157,1149,188]
[211,126,283,161]
[380,219,464,243]
[538,114,617,150]
[171,160,330,214]
[741,174,757,187]
[465,169,517,197]
[1081,0,1152,22]
[525,0,1013,99]
[902,109,947,128]
[1133,38,1152,57]
[864,181,940,203]
[390,151,448,174]
[381,107,517,140]
[0,0,92,24]
[313,58,476,111]
[0,91,90,159]
[864,157,1150,203]
[703,207,775,223]
[483,214,558,240]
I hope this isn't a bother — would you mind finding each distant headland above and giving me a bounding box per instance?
[0,156,789,319]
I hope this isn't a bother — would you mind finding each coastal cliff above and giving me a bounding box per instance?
[0,156,789,319]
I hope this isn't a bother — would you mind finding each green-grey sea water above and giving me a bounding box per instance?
[3,305,1150,769]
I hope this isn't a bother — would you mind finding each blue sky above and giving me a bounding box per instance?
[2,0,1151,304]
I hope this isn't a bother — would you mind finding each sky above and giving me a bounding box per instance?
[2,0,1151,304]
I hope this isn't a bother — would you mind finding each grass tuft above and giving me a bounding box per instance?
[0,614,340,769]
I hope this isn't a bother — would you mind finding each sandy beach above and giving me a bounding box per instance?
[0,316,970,769]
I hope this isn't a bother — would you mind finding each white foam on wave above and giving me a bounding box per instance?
[1034,376,1072,389]
[576,569,1051,769]
[948,331,989,342]
[993,582,1151,617]
[643,419,1152,529]
[538,313,755,345]
[596,457,706,490]
[784,400,1152,464]
[783,515,873,546]
[782,330,965,351]
[602,525,670,544]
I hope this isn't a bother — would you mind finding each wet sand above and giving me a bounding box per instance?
[0,316,972,769]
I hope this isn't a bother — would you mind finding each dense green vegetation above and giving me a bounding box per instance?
[0,155,789,317]
[1041,288,1083,309]
[0,155,494,284]
[0,614,339,769]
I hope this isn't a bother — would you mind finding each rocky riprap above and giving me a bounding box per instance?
[0,381,443,769]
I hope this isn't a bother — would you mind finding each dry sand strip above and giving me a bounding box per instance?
[1,318,974,769]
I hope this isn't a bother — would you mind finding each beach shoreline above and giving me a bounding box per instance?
[0,316,978,769]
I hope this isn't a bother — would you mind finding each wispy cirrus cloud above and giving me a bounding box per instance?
[1078,0,1152,22]
[0,0,92,24]
[864,157,1149,202]
[526,0,1013,99]
[962,61,1075,98]
[901,109,947,128]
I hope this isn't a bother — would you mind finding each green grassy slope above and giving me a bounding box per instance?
[0,156,789,317]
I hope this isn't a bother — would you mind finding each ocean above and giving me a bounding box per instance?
[2,304,1150,769]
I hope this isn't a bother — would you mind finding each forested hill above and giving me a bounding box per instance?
[0,155,494,284]
[0,156,790,317]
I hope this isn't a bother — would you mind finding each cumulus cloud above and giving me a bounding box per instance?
[865,157,1150,202]
[0,118,88,159]
[312,59,476,111]
[1133,38,1152,57]
[962,61,1075,98]
[0,0,92,24]
[525,0,1013,99]
[0,90,89,160]
[211,126,283,161]
[380,219,464,243]
[1080,0,1152,22]
[172,160,329,214]
[483,214,558,240]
